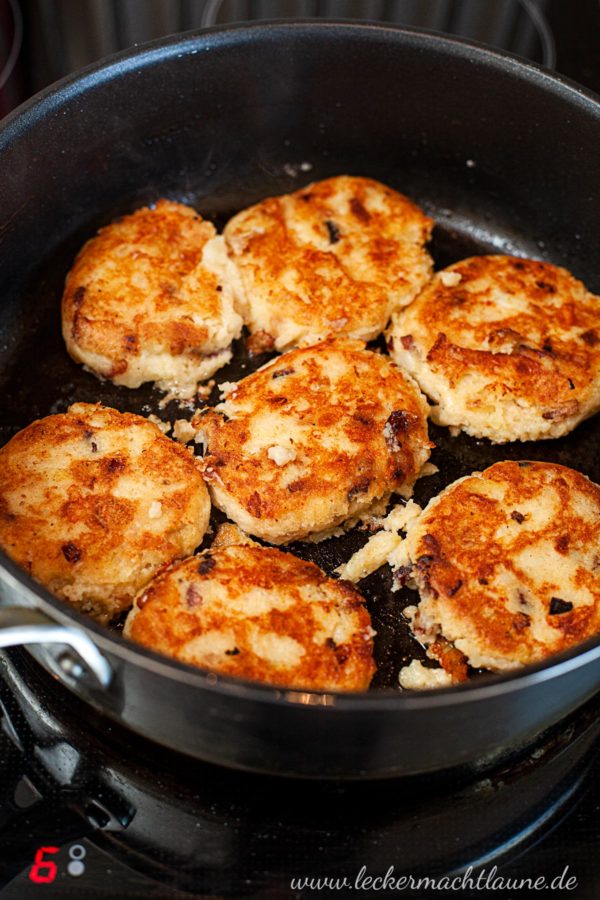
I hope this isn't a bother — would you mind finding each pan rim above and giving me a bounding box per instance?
[4,546,600,711]
[0,18,599,155]
[1,19,600,712]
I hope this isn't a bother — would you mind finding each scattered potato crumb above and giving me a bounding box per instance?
[282,160,313,177]
[197,379,215,400]
[267,445,297,466]
[335,500,425,583]
[148,501,163,519]
[419,462,439,478]
[439,271,462,287]
[158,384,198,409]
[373,499,423,534]
[147,414,171,434]
[399,659,454,690]
[212,523,255,548]
[173,419,196,443]
[335,530,403,583]
[218,381,238,399]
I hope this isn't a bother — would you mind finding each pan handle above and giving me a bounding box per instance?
[0,606,112,687]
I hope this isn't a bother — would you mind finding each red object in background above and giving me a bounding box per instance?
[0,0,23,118]
[29,846,59,884]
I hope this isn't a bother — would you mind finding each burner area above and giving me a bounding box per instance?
[0,648,599,898]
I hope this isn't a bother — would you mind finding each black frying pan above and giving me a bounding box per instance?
[0,21,599,778]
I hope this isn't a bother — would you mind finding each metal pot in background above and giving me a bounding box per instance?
[0,0,23,116]
[19,0,555,98]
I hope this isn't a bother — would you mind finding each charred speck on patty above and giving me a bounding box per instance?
[197,554,216,575]
[549,596,574,615]
[62,542,81,563]
[325,220,341,244]
[347,477,371,501]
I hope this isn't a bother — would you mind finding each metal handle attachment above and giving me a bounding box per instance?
[0,606,112,687]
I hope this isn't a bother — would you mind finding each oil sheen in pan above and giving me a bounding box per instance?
[1,203,598,692]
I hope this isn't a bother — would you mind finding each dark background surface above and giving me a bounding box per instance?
[1,0,599,118]
[1,645,600,899]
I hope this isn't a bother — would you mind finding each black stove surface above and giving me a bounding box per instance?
[0,647,599,899]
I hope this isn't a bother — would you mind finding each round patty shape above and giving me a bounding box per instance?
[0,403,211,623]
[388,255,600,442]
[224,175,433,351]
[124,541,375,691]
[404,461,600,674]
[197,337,432,544]
[62,200,242,392]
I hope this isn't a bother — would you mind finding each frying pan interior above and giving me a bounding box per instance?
[0,22,599,775]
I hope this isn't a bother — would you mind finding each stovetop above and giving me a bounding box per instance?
[0,647,599,899]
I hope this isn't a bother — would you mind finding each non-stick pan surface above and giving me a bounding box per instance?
[0,22,599,776]
[2,186,600,691]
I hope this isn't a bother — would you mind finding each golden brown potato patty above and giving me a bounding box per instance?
[124,537,375,691]
[62,200,242,392]
[224,175,433,350]
[388,255,600,442]
[0,403,210,622]
[403,461,600,677]
[196,337,432,544]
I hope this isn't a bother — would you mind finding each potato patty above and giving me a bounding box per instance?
[196,337,432,544]
[0,403,210,622]
[224,175,433,351]
[403,461,600,678]
[388,255,600,442]
[124,536,375,691]
[62,200,242,392]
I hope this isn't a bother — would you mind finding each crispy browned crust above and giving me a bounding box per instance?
[388,255,600,440]
[61,200,238,385]
[0,403,210,622]
[196,337,432,543]
[224,175,433,348]
[406,461,600,669]
[125,543,375,691]
[428,637,469,683]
